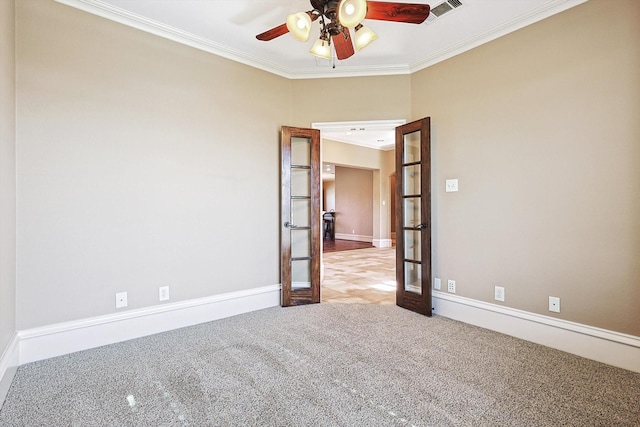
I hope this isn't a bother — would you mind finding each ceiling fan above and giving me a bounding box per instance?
[256,0,431,61]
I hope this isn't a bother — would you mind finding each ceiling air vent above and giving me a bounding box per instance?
[426,0,463,23]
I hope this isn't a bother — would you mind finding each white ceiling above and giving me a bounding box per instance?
[314,119,405,151]
[56,0,586,150]
[58,0,587,80]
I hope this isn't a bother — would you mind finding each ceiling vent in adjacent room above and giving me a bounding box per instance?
[426,0,464,24]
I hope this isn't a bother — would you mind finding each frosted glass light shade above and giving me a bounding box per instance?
[338,0,367,28]
[354,24,378,51]
[286,12,312,42]
[309,38,331,59]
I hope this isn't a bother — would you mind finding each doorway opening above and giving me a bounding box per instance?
[313,119,404,305]
[279,118,431,314]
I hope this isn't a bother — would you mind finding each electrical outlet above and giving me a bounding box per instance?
[433,278,441,290]
[549,296,561,313]
[447,280,456,293]
[115,292,127,308]
[445,179,459,192]
[494,286,505,302]
[159,286,170,301]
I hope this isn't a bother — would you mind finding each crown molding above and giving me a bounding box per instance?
[410,0,589,73]
[54,0,411,79]
[55,0,588,80]
[54,0,298,78]
[287,64,412,80]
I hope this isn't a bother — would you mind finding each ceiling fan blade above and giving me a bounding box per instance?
[256,12,320,41]
[365,1,431,24]
[332,30,355,60]
[256,23,289,41]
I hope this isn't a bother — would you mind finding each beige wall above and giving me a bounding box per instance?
[382,149,395,236]
[5,0,638,341]
[0,0,17,353]
[335,167,373,238]
[323,180,335,212]
[323,139,395,241]
[291,75,411,127]
[411,0,640,335]
[322,138,387,169]
[15,0,291,329]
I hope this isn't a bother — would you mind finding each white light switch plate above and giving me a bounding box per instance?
[446,179,459,192]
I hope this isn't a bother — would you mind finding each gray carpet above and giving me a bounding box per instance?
[1,304,639,426]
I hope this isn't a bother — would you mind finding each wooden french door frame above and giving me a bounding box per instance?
[395,118,432,316]
[281,126,321,306]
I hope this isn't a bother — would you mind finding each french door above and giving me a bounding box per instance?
[395,118,432,316]
[280,119,431,314]
[280,126,321,306]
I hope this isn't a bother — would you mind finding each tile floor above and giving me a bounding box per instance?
[321,247,396,305]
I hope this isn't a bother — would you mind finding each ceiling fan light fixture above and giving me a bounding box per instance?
[286,12,312,42]
[338,0,367,28]
[309,37,331,60]
[354,24,378,51]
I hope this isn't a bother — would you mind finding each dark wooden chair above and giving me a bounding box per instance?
[323,212,335,240]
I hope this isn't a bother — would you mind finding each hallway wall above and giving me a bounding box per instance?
[334,166,373,239]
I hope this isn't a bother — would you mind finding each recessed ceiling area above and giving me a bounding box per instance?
[314,119,404,150]
[322,163,336,181]
[56,0,587,79]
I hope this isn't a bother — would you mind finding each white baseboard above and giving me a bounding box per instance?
[18,284,281,365]
[4,284,638,409]
[432,291,640,373]
[0,333,19,409]
[373,239,392,248]
[334,233,372,242]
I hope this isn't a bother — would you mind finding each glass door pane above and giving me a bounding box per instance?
[291,136,311,166]
[403,130,421,163]
[402,165,420,195]
[290,137,312,289]
[403,198,421,228]
[404,262,421,294]
[402,130,422,295]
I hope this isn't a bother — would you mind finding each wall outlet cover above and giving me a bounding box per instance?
[494,286,505,302]
[115,292,128,309]
[445,179,459,192]
[549,296,561,313]
[159,286,170,301]
[447,280,456,293]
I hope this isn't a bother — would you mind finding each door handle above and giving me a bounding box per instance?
[284,221,297,228]
[416,223,428,229]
